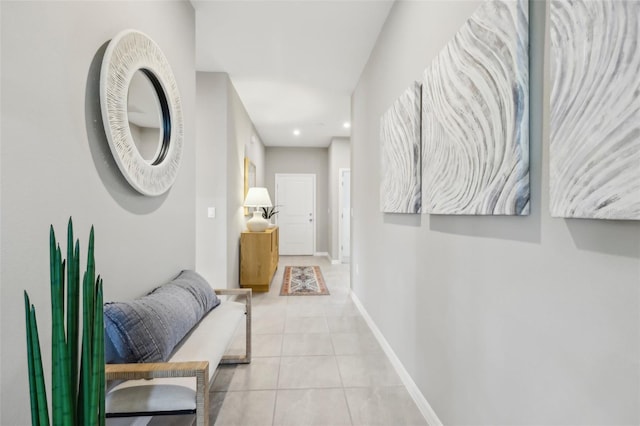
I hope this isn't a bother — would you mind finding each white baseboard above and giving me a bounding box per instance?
[106,416,151,426]
[350,292,443,426]
[314,251,330,260]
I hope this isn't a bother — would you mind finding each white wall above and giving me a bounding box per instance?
[196,73,229,288]
[328,137,350,261]
[265,147,329,254]
[0,1,196,424]
[196,72,266,288]
[352,1,640,424]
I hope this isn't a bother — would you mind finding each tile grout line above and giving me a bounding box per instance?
[271,312,285,426]
[331,319,356,426]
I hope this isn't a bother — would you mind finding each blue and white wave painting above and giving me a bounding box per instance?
[421,0,529,215]
[380,81,422,213]
[550,0,640,220]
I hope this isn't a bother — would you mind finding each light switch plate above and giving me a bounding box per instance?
[207,207,216,218]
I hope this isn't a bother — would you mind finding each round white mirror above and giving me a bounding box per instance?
[100,30,183,196]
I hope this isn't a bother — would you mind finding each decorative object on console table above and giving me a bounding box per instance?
[244,187,273,232]
[261,205,280,228]
[240,226,279,292]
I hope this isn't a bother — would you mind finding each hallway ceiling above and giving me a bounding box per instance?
[192,0,394,148]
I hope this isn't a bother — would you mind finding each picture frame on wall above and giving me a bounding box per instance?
[244,157,256,216]
[549,0,640,220]
[379,81,422,214]
[421,0,530,216]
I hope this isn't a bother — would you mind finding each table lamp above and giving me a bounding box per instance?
[244,187,272,232]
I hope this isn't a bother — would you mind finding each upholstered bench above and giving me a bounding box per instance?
[103,270,251,426]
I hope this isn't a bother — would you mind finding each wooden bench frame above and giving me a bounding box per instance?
[105,288,252,426]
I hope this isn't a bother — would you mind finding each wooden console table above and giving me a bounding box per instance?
[240,226,279,292]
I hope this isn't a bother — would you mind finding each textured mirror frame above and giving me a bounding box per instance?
[100,29,184,196]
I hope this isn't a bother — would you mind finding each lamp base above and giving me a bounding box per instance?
[247,210,269,232]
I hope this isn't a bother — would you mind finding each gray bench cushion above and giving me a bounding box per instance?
[104,270,220,363]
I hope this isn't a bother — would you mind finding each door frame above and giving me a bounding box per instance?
[338,168,351,263]
[275,173,316,255]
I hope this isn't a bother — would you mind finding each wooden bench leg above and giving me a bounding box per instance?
[196,365,209,426]
[220,289,252,365]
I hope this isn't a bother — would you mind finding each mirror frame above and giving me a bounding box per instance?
[243,157,256,216]
[100,30,183,196]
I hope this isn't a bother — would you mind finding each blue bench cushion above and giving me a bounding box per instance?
[104,270,220,363]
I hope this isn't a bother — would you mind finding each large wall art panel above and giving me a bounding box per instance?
[421,0,529,215]
[550,0,640,220]
[380,81,422,213]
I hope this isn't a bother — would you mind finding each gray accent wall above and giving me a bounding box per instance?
[196,72,266,289]
[328,138,350,261]
[265,147,329,254]
[0,1,196,424]
[352,1,640,424]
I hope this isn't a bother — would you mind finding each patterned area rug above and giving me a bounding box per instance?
[280,266,329,296]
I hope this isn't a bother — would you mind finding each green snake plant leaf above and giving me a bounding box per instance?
[80,226,96,423]
[66,219,80,424]
[96,277,106,426]
[87,277,104,425]
[52,244,73,425]
[98,278,106,426]
[78,271,90,425]
[27,299,50,426]
[24,292,38,425]
[86,227,95,316]
[50,241,61,426]
[24,292,50,426]
[31,308,50,426]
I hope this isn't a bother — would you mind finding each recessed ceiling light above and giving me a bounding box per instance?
[343,122,351,129]
[293,129,301,136]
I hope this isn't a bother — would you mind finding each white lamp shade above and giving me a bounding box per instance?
[244,187,272,207]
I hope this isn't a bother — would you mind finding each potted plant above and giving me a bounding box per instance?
[261,205,280,227]
[23,218,105,426]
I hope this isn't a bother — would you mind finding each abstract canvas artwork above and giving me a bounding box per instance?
[380,81,422,213]
[421,0,529,215]
[550,0,640,220]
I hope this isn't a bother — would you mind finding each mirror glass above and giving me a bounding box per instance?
[127,70,164,164]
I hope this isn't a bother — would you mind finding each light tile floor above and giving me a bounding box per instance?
[145,256,427,426]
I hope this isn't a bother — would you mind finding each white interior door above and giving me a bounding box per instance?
[276,174,315,255]
[339,169,351,263]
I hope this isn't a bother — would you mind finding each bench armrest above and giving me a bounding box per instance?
[214,288,252,364]
[105,361,209,381]
[214,288,252,298]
